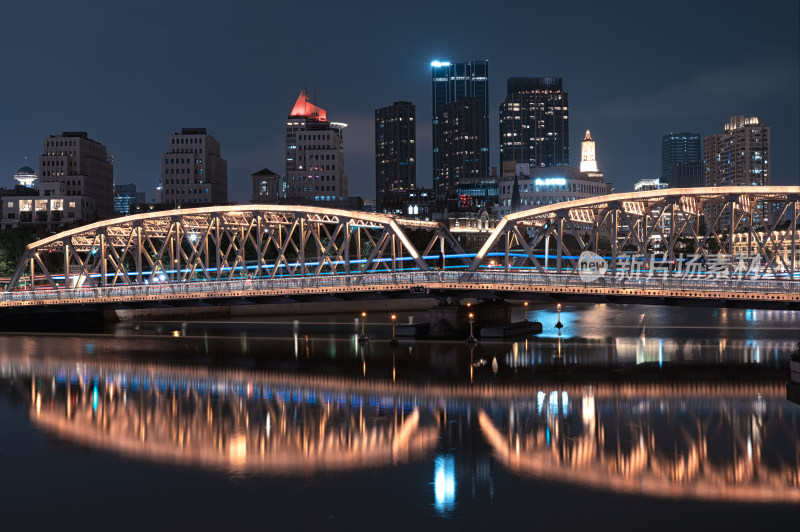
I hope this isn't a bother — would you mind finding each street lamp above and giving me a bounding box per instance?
[390,313,398,346]
[523,301,528,321]
[358,311,369,342]
[467,312,477,343]
[555,302,563,329]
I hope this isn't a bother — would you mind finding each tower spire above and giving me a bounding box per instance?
[580,130,598,173]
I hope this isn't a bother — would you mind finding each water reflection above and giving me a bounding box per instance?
[3,353,799,504]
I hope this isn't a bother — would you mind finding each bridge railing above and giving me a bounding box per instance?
[0,270,798,306]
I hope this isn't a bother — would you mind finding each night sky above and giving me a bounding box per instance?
[1,0,798,203]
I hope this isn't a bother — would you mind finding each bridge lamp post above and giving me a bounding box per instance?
[389,314,399,346]
[467,312,477,343]
[555,303,563,329]
[523,301,528,321]
[358,311,370,342]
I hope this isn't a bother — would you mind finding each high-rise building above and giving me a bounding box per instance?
[499,77,569,169]
[704,116,770,227]
[113,183,145,216]
[160,128,227,205]
[435,98,486,195]
[668,162,703,188]
[431,59,489,195]
[661,132,701,183]
[285,90,348,203]
[38,131,114,217]
[375,101,416,212]
[704,116,769,188]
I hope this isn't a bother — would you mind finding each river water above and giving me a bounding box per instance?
[1,302,798,530]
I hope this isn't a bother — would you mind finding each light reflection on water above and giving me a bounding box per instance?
[3,353,799,506]
[1,303,800,525]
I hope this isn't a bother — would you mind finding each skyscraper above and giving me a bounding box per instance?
[285,90,348,203]
[704,116,769,188]
[375,101,416,212]
[436,98,486,195]
[113,183,145,215]
[704,116,770,226]
[499,77,569,169]
[160,128,227,204]
[661,132,701,183]
[431,59,489,195]
[39,131,114,217]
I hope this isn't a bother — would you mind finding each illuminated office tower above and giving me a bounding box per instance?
[285,90,348,203]
[661,132,701,183]
[499,77,569,168]
[431,59,489,195]
[375,101,416,212]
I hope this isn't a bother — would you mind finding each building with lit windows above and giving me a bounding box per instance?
[497,127,607,216]
[113,183,145,216]
[38,131,114,218]
[285,90,348,204]
[160,128,227,205]
[2,132,114,229]
[661,132,701,184]
[431,59,489,195]
[634,178,667,192]
[704,116,769,188]
[497,163,610,217]
[499,77,569,169]
[704,116,770,226]
[375,101,416,212]
[435,98,486,194]
[251,168,281,204]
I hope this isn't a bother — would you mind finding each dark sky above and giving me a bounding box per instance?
[2,0,798,202]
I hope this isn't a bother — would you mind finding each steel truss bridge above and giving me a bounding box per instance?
[2,187,799,310]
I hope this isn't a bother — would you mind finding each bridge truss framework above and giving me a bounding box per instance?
[2,187,799,307]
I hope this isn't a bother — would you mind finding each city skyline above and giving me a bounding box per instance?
[1,0,797,204]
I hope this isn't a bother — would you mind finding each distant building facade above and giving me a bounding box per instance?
[634,178,667,192]
[2,132,113,229]
[431,59,489,195]
[704,116,770,226]
[661,132,701,184]
[38,131,114,218]
[668,162,703,188]
[497,164,610,217]
[375,101,416,213]
[436,98,487,195]
[285,90,348,204]
[113,183,145,216]
[160,128,227,205]
[251,168,281,204]
[704,116,769,188]
[499,77,569,169]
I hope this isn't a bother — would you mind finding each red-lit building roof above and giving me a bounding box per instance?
[289,90,327,122]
